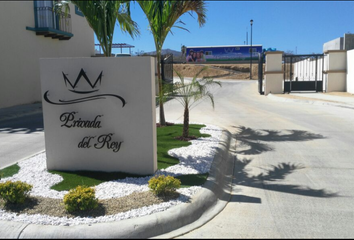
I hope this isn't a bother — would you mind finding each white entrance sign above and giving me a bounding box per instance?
[40,57,157,175]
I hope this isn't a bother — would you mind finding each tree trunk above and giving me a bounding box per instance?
[157,52,166,126]
[183,105,189,138]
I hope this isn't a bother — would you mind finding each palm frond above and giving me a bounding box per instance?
[71,0,139,56]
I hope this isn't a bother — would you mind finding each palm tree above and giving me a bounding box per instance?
[71,0,139,57]
[173,67,221,139]
[138,0,207,126]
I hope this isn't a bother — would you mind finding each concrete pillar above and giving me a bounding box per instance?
[323,50,347,92]
[264,51,284,95]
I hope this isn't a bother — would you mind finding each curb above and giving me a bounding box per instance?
[0,129,234,239]
[267,93,354,110]
[1,150,46,170]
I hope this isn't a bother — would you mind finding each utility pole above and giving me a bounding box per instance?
[250,19,253,80]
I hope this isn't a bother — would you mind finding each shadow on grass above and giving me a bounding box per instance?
[176,173,209,188]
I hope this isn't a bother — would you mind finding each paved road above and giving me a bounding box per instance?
[160,80,354,238]
[0,113,44,168]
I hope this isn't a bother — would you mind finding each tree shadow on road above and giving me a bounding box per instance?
[232,157,338,199]
[233,126,326,155]
[229,126,338,202]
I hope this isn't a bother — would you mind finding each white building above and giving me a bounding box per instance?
[0,1,95,109]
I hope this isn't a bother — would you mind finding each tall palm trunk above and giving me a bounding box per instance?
[156,48,166,126]
[183,105,189,138]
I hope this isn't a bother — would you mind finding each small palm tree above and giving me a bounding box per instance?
[138,0,207,126]
[71,0,139,57]
[173,67,221,139]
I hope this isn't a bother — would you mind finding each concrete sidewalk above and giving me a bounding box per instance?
[268,91,354,109]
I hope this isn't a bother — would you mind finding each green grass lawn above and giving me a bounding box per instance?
[0,124,211,191]
[157,124,210,169]
[0,164,20,179]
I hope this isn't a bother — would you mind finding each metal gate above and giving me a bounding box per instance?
[283,54,324,93]
[258,52,264,94]
[161,54,173,84]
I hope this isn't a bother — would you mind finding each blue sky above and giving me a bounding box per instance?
[94,1,354,55]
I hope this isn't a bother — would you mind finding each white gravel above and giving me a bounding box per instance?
[0,123,222,226]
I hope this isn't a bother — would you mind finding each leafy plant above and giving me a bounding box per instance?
[173,66,222,138]
[66,0,139,57]
[148,175,181,196]
[63,185,99,212]
[0,181,33,204]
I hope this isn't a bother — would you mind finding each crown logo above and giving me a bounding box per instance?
[63,69,103,94]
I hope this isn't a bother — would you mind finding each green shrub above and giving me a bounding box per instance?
[63,185,99,212]
[0,181,33,204]
[148,175,181,196]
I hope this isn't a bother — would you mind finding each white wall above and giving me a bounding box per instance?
[293,58,323,81]
[40,57,157,175]
[347,49,354,94]
[0,2,95,109]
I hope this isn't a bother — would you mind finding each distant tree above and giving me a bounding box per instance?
[181,45,187,57]
[135,50,144,56]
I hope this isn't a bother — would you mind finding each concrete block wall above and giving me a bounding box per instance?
[323,37,343,52]
[323,50,347,92]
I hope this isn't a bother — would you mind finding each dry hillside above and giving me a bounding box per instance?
[173,63,264,80]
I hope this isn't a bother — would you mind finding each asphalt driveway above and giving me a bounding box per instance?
[160,79,354,238]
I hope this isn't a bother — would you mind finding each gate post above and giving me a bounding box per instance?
[323,50,347,92]
[264,51,284,95]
